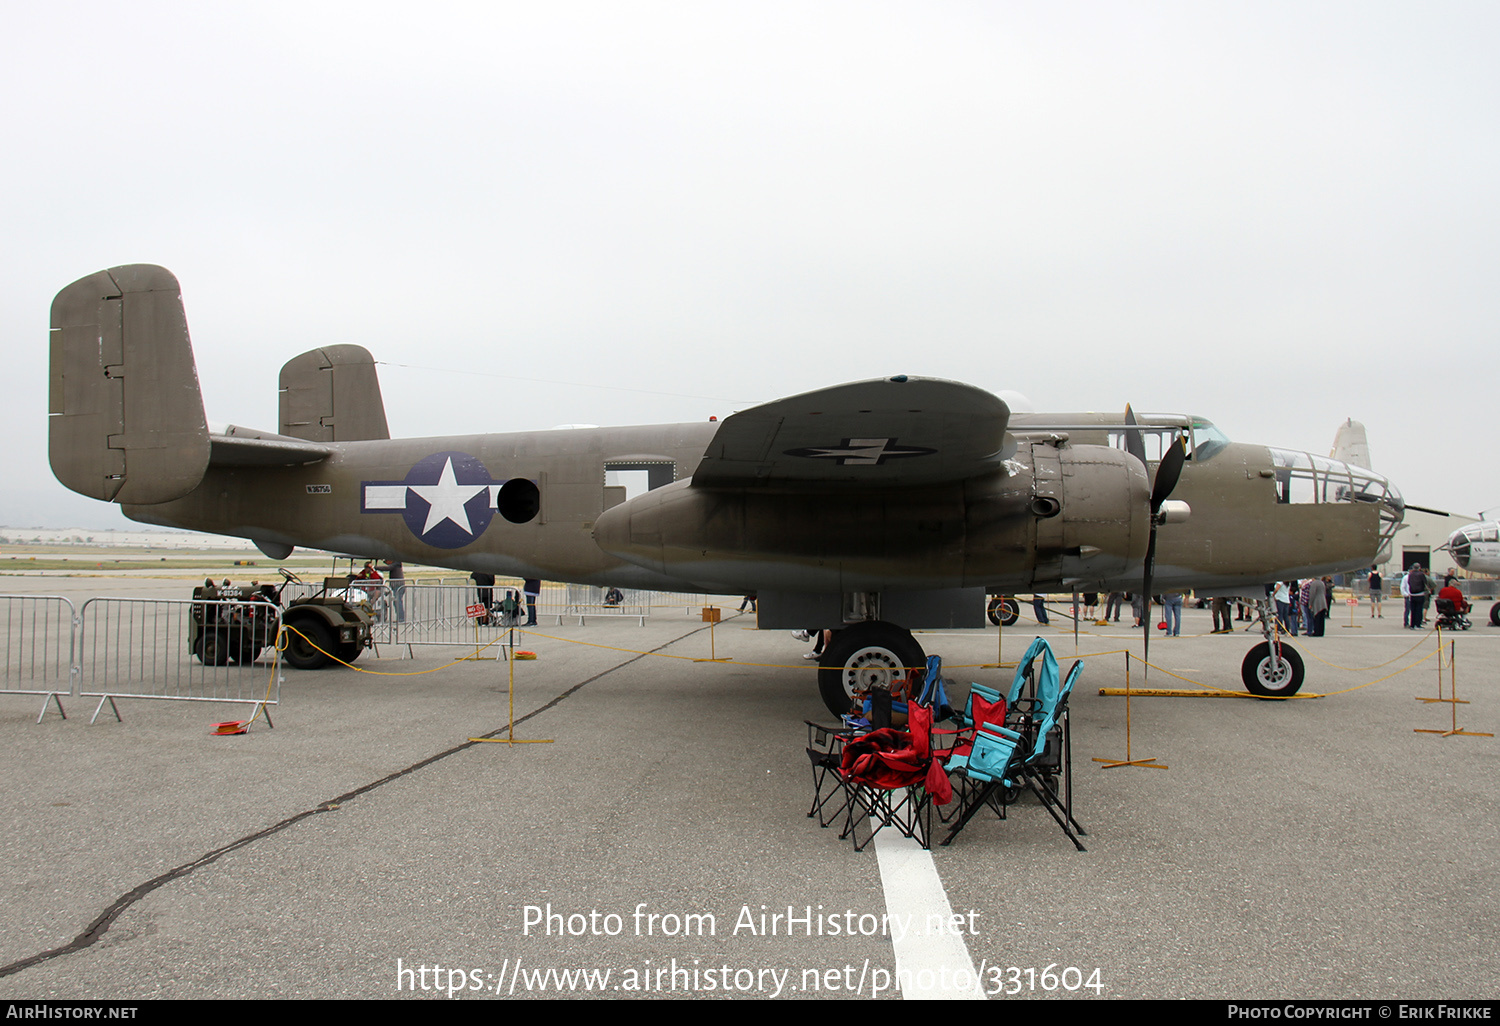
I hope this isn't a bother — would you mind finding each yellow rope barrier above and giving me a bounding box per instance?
[267,619,1454,708]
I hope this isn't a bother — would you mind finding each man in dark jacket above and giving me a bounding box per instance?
[1407,565,1430,629]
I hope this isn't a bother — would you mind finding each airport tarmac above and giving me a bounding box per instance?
[0,578,1496,1000]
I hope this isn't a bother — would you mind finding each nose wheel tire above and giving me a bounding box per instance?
[1490,602,1500,627]
[817,621,926,717]
[1241,641,1305,698]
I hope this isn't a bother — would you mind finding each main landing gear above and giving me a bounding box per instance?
[817,620,925,718]
[986,596,1020,626]
[1240,599,1306,698]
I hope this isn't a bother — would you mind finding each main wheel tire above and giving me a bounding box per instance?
[986,597,1020,627]
[817,621,926,717]
[1491,602,1500,627]
[1241,640,1305,698]
[194,629,231,666]
[282,617,335,669]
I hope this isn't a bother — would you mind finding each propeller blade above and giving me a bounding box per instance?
[1122,405,1148,466]
[1141,528,1157,675]
[1151,436,1187,511]
[1138,433,1187,678]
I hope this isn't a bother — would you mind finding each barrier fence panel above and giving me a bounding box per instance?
[371,584,515,651]
[564,584,648,624]
[77,597,282,722]
[0,596,78,720]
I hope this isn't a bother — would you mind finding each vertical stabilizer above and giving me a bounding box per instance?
[48,265,211,504]
[1330,419,1371,470]
[278,344,391,442]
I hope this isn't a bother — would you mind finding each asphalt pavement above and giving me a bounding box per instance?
[0,580,1495,1000]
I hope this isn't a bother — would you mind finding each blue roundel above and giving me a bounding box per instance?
[398,451,498,549]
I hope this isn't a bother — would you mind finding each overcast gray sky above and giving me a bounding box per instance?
[5,1,1497,532]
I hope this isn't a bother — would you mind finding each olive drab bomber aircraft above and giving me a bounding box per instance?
[49,265,1409,714]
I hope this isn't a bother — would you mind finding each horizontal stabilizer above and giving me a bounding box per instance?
[49,265,210,504]
[209,426,335,467]
[692,376,1011,488]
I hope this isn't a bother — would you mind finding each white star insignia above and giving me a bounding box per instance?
[408,457,489,537]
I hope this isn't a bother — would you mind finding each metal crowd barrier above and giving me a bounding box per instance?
[0,596,285,724]
[0,596,77,722]
[76,597,282,724]
[563,584,648,625]
[0,583,751,719]
[369,583,515,652]
[366,582,743,648]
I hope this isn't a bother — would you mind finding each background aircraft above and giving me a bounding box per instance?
[1444,519,1500,625]
[49,266,1406,712]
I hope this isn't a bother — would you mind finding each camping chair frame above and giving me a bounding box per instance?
[941,653,1087,850]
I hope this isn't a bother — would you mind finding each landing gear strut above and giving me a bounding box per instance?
[1241,599,1305,698]
[817,620,925,718]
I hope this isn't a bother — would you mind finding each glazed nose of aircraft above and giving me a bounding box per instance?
[1446,522,1498,571]
[1265,446,1405,551]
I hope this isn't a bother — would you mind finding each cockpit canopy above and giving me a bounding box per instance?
[1101,414,1230,463]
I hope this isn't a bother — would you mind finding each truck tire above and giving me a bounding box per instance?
[283,617,335,670]
[194,628,231,666]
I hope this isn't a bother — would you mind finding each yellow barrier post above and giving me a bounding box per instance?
[471,628,554,746]
[1415,640,1491,739]
[1095,651,1167,770]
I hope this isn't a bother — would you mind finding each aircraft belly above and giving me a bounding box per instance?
[594,483,978,593]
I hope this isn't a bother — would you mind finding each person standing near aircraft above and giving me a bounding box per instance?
[523,578,541,626]
[1032,594,1050,626]
[1407,565,1430,629]
[471,570,495,626]
[1300,577,1327,637]
[1162,592,1183,636]
[1211,596,1233,633]
[1273,580,1295,635]
[1368,567,1383,618]
[381,559,405,622]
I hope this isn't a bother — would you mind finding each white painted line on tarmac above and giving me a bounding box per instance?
[873,825,984,1000]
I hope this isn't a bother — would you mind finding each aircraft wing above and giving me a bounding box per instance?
[691,376,1011,488]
